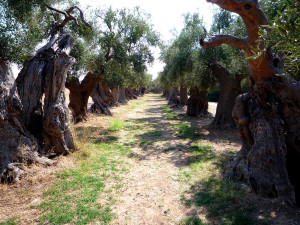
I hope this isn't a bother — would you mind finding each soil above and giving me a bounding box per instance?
[0,94,299,224]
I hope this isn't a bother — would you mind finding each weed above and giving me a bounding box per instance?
[108,119,125,131]
[175,124,200,139]
[162,106,177,120]
[179,217,204,225]
[0,218,17,225]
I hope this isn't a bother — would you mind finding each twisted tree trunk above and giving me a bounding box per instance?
[167,87,180,105]
[209,61,242,128]
[186,87,208,117]
[0,59,52,182]
[203,0,300,205]
[162,89,170,99]
[66,72,101,123]
[109,87,120,107]
[16,33,76,154]
[90,82,112,115]
[179,83,188,107]
[118,88,127,104]
[125,87,137,100]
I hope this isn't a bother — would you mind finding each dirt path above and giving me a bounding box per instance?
[1,93,300,225]
[109,94,238,224]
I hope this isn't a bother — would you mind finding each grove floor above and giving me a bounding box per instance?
[0,93,299,225]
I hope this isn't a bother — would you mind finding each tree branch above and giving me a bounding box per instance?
[46,4,93,35]
[200,35,247,51]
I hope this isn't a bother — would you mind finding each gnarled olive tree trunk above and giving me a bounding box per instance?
[0,59,52,182]
[202,0,300,205]
[66,71,101,123]
[186,87,208,117]
[90,81,112,115]
[209,61,242,128]
[162,89,170,99]
[125,87,137,100]
[179,83,188,107]
[167,87,180,105]
[16,33,76,154]
[118,88,127,104]
[109,87,120,107]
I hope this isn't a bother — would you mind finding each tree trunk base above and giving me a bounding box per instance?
[90,82,112,116]
[186,87,208,117]
[0,59,53,182]
[227,77,300,206]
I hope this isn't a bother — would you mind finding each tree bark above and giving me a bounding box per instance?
[90,82,112,115]
[162,89,170,99]
[16,34,76,154]
[186,87,208,117]
[0,59,52,182]
[179,83,188,107]
[141,87,147,95]
[167,87,180,105]
[203,0,300,205]
[209,61,242,128]
[109,87,120,107]
[125,87,137,100]
[65,72,101,123]
[118,88,127,104]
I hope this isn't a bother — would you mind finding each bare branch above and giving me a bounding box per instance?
[200,35,247,51]
[46,4,93,34]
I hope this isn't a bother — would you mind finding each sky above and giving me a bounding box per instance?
[79,0,217,79]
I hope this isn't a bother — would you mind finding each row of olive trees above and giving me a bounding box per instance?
[159,10,249,128]
[0,1,158,181]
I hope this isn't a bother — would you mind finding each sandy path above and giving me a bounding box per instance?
[110,94,212,224]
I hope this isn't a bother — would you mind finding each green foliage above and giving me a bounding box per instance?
[259,0,300,78]
[91,7,159,88]
[0,0,59,63]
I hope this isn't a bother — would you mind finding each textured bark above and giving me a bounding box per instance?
[162,89,170,99]
[203,0,299,205]
[16,34,76,154]
[90,82,112,115]
[179,84,188,107]
[209,62,242,128]
[141,87,147,95]
[228,78,300,205]
[118,88,127,104]
[109,88,120,107]
[125,88,137,100]
[66,72,101,123]
[202,0,280,83]
[0,59,52,182]
[186,87,208,117]
[167,87,180,105]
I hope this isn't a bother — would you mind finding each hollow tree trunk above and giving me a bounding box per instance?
[0,59,52,182]
[179,83,188,107]
[118,88,127,104]
[209,62,242,128]
[202,0,300,205]
[167,87,180,105]
[65,72,101,123]
[90,82,112,115]
[16,33,75,154]
[186,87,208,117]
[109,87,120,107]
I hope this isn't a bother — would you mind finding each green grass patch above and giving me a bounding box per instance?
[38,131,132,224]
[162,106,177,120]
[108,119,125,131]
[0,218,17,225]
[175,124,200,139]
[179,217,204,225]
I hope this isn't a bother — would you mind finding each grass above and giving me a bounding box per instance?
[34,121,132,224]
[0,218,17,225]
[162,106,178,120]
[178,143,271,225]
[175,124,200,139]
